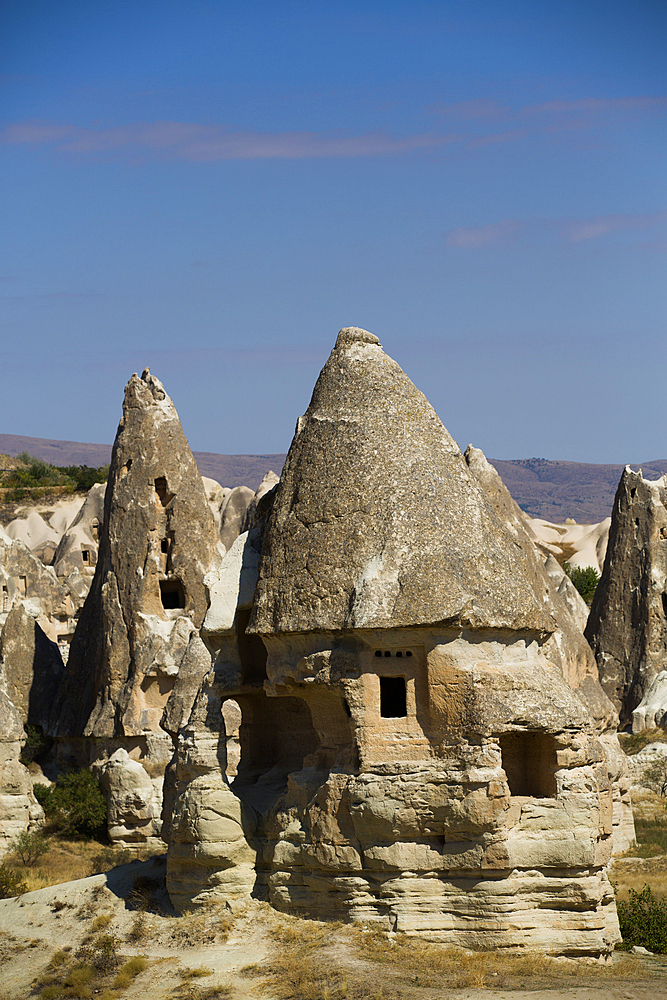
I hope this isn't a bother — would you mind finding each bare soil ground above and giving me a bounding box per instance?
[0,853,665,1000]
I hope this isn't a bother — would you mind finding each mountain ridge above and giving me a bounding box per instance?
[1,432,664,522]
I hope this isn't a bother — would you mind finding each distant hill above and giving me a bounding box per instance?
[0,433,286,493]
[1,433,664,522]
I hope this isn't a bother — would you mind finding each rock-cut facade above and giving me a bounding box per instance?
[166,328,627,958]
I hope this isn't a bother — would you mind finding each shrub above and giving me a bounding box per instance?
[0,864,26,898]
[564,563,600,603]
[35,769,107,839]
[617,884,667,953]
[20,724,53,765]
[11,830,49,866]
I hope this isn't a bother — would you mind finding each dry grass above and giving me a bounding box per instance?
[619,729,667,755]
[167,902,235,948]
[240,910,664,999]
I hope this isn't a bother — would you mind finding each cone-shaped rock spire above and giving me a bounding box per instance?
[250,328,554,634]
[52,370,219,737]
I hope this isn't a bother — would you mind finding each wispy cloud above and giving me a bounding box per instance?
[562,210,667,242]
[0,120,459,161]
[446,210,667,250]
[431,95,667,119]
[446,219,525,249]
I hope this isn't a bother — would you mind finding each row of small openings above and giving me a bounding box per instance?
[375,649,413,658]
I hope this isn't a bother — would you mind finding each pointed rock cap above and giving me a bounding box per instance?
[250,328,554,634]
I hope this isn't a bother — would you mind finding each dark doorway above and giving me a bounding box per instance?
[160,579,185,610]
[380,676,407,718]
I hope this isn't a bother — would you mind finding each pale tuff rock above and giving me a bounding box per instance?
[0,530,79,649]
[585,467,667,724]
[52,483,106,580]
[463,445,606,702]
[624,741,667,789]
[241,471,280,533]
[0,687,35,856]
[543,553,589,631]
[49,370,220,845]
[166,329,624,956]
[526,517,611,575]
[94,748,164,847]
[219,486,254,552]
[632,670,667,732]
[52,369,220,741]
[251,329,553,635]
[5,509,61,566]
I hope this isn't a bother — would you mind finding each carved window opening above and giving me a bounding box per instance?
[375,649,413,658]
[91,519,99,541]
[662,593,667,618]
[154,476,174,507]
[380,676,407,718]
[2,585,9,612]
[18,576,27,597]
[160,578,185,610]
[82,549,90,563]
[235,608,267,684]
[631,487,637,498]
[499,732,557,798]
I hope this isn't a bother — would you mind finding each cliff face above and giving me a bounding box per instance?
[586,467,667,725]
[52,369,220,741]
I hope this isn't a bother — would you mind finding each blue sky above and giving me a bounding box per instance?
[1,0,665,463]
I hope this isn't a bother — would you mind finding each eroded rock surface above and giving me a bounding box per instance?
[51,369,221,844]
[166,329,624,957]
[585,468,667,724]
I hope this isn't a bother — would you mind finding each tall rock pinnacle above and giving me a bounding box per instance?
[52,370,219,738]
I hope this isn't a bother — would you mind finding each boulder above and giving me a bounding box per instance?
[95,748,163,846]
[585,468,667,724]
[632,671,667,733]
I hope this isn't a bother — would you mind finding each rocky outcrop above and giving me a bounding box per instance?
[94,748,164,847]
[0,688,35,856]
[166,328,623,957]
[52,483,106,581]
[463,446,605,700]
[0,603,63,732]
[585,468,667,724]
[0,526,80,654]
[51,369,221,844]
[219,486,254,552]
[632,670,667,732]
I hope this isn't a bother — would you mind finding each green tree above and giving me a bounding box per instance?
[563,563,600,603]
[617,884,667,953]
[34,769,107,839]
[0,865,27,898]
[11,830,49,866]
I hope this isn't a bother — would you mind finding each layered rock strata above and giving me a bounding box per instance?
[585,468,667,726]
[166,328,623,957]
[52,369,221,845]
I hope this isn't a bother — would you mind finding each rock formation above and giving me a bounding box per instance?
[585,467,667,725]
[52,483,106,581]
[165,328,624,957]
[631,670,667,733]
[0,603,63,733]
[0,687,36,856]
[51,369,221,845]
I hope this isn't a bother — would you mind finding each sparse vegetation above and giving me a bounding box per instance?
[617,884,667,954]
[619,728,667,755]
[11,830,50,866]
[0,452,108,497]
[0,864,27,898]
[564,562,600,603]
[34,769,107,839]
[19,724,53,766]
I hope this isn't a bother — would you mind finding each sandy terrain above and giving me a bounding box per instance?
[0,853,665,1000]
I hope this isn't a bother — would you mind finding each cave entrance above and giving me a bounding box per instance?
[235,608,267,684]
[499,731,557,798]
[380,676,407,718]
[160,578,185,610]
